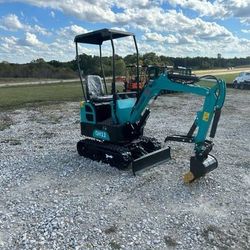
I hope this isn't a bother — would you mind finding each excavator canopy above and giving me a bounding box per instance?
[74,28,134,45]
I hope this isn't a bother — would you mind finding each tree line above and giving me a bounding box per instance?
[1,53,250,79]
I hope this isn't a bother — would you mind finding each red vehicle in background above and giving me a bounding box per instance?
[123,64,147,92]
[122,64,193,93]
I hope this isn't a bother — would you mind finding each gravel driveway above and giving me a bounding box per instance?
[0,89,249,249]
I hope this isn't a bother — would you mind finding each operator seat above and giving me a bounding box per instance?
[86,75,113,102]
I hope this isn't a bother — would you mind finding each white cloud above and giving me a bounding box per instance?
[7,0,117,23]
[58,25,88,38]
[50,11,55,18]
[241,29,250,34]
[1,0,249,24]
[117,8,233,43]
[33,24,51,36]
[137,35,250,58]
[115,0,157,9]
[225,0,250,18]
[0,22,91,63]
[0,14,23,30]
[0,0,250,62]
[17,32,42,46]
[240,17,250,26]
[168,0,226,17]
[168,0,250,24]
[143,32,179,44]
[0,13,51,36]
[1,36,18,45]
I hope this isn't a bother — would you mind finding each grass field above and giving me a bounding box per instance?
[212,73,238,83]
[0,81,124,110]
[0,82,83,110]
[0,78,59,84]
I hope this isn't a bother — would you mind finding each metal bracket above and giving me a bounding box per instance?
[164,135,194,143]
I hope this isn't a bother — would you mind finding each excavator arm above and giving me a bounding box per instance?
[130,73,226,182]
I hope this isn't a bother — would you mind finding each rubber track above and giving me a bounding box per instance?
[77,136,162,170]
[78,138,132,169]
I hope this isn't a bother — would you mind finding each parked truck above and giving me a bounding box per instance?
[233,72,250,89]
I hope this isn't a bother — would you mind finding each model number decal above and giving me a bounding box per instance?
[93,129,109,140]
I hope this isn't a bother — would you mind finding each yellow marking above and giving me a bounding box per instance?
[203,112,210,122]
[183,171,195,183]
[80,101,85,108]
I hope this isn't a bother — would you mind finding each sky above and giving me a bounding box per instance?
[0,0,250,63]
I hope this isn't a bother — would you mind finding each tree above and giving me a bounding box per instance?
[124,54,138,65]
[31,58,46,64]
[115,59,126,76]
[143,52,160,65]
[2,53,250,79]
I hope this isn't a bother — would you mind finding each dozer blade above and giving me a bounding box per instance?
[184,154,218,183]
[132,146,171,175]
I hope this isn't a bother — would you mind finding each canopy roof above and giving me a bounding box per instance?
[74,28,134,45]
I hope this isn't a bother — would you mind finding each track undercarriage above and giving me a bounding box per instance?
[77,136,171,174]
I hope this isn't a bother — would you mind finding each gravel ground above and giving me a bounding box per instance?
[0,89,249,249]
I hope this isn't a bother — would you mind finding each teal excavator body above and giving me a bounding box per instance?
[75,29,226,182]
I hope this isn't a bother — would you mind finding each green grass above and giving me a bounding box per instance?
[215,73,238,84]
[0,81,124,111]
[0,77,62,84]
[197,73,238,87]
[0,82,83,110]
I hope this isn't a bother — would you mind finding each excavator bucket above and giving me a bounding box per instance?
[132,146,171,175]
[184,154,218,183]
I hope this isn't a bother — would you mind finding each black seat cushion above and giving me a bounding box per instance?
[91,92,137,103]
[91,95,113,103]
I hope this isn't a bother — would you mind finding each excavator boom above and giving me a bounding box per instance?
[130,72,226,181]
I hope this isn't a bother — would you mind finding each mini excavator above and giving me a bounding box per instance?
[74,29,226,182]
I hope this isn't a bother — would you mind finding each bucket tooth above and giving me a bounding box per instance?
[183,171,195,183]
[132,146,171,175]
